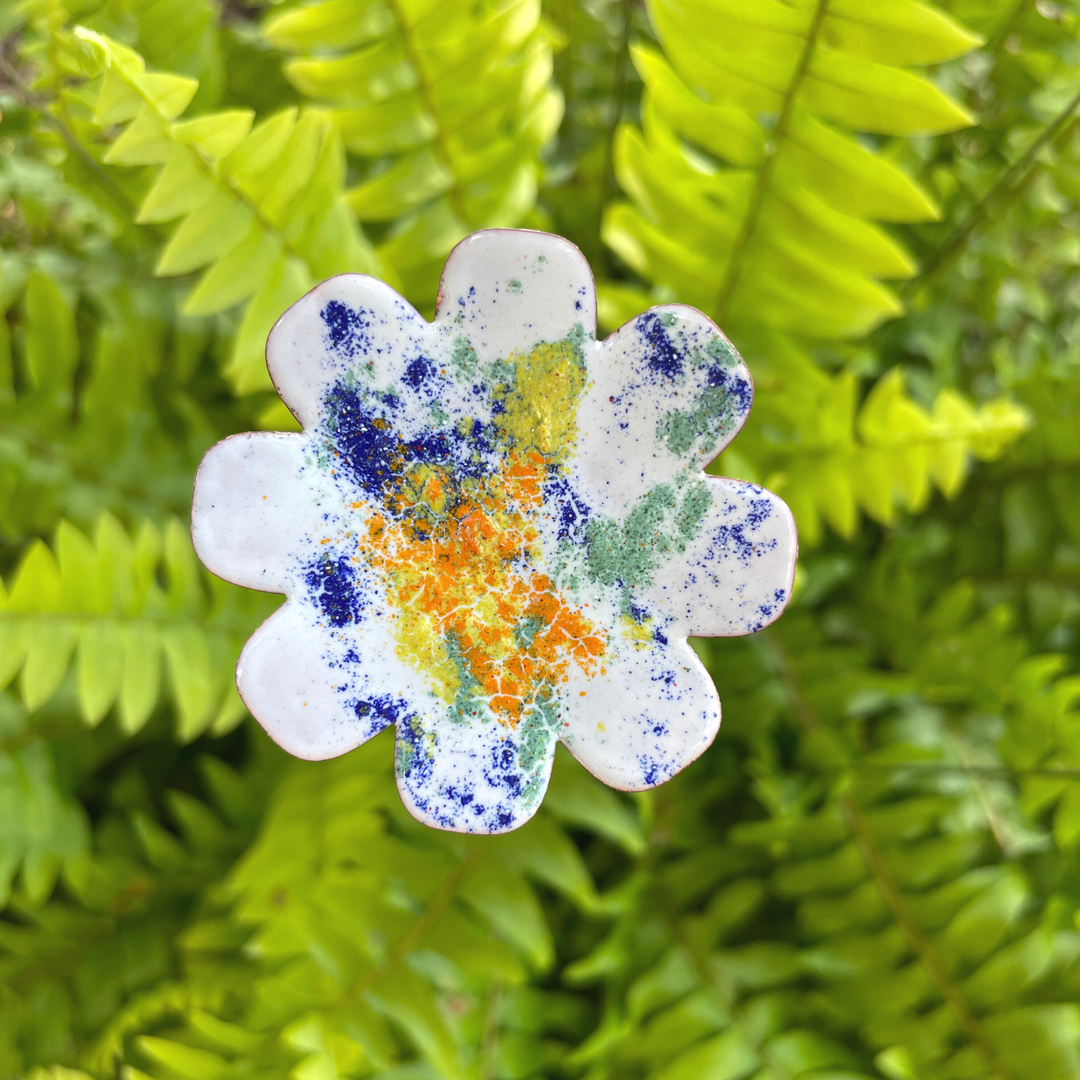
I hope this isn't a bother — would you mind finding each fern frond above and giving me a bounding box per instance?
[263,0,564,304]
[87,735,629,1078]
[604,0,979,338]
[0,723,89,910]
[121,0,225,111]
[575,571,1080,1080]
[879,575,1080,866]
[739,594,1080,1080]
[721,345,1031,544]
[0,513,274,739]
[0,748,271,1074]
[0,253,216,544]
[70,29,383,394]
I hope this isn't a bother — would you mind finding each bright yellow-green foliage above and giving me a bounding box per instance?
[605,0,976,337]
[0,515,272,737]
[2,1,1080,1079]
[76,28,383,394]
[264,0,564,303]
[731,354,1032,544]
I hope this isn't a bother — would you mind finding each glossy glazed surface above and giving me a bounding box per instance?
[192,229,798,833]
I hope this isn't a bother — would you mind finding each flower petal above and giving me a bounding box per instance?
[192,432,329,593]
[396,710,556,834]
[642,477,798,636]
[576,306,753,514]
[558,639,720,791]
[236,599,424,760]
[266,274,429,428]
[434,230,596,363]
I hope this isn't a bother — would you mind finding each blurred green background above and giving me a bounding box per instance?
[1,0,1080,1078]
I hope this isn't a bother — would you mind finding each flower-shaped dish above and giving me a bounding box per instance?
[192,229,797,833]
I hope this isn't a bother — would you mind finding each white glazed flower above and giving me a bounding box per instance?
[192,229,797,834]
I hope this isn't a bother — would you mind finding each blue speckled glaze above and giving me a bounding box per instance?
[191,229,798,834]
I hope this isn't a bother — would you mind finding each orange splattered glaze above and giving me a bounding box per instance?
[305,331,611,724]
[361,446,606,726]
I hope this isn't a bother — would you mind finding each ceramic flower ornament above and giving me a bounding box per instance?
[192,229,797,833]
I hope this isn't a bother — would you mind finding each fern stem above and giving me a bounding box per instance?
[0,53,137,218]
[985,0,1033,58]
[838,796,1017,1080]
[909,86,1080,292]
[93,54,319,268]
[949,733,1014,855]
[216,164,310,267]
[712,0,829,325]
[599,0,636,274]
[383,0,471,227]
[656,898,798,1080]
[762,627,1018,1080]
[345,840,483,1000]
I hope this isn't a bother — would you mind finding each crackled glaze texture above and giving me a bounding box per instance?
[192,229,798,834]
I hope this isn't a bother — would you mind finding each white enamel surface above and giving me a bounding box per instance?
[396,712,557,834]
[643,477,798,637]
[574,305,753,514]
[558,638,720,791]
[265,276,430,430]
[192,432,326,594]
[236,600,431,761]
[434,228,597,365]
[192,228,799,834]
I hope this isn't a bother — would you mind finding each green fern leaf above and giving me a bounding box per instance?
[722,345,1031,544]
[92,733,631,1078]
[263,0,564,304]
[0,514,273,738]
[73,29,384,394]
[605,0,978,339]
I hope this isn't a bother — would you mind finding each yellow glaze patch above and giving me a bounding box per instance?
[361,337,606,725]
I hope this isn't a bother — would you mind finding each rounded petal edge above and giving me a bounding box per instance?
[236,601,404,761]
[192,432,324,594]
[266,273,427,429]
[644,476,798,637]
[558,639,720,792]
[577,305,754,514]
[434,229,597,364]
[395,710,556,834]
